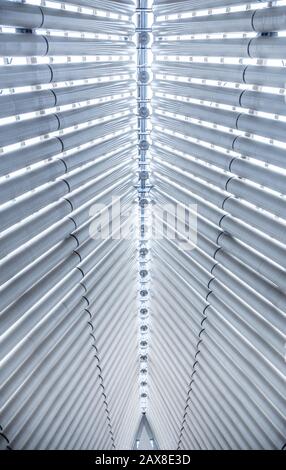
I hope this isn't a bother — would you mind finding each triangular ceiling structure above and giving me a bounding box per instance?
[0,0,285,451]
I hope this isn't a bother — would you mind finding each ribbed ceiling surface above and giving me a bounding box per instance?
[0,0,285,451]
[0,0,139,450]
[149,0,286,450]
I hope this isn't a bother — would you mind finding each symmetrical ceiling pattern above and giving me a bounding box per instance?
[0,0,286,451]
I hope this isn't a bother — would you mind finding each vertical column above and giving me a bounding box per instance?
[135,0,153,414]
